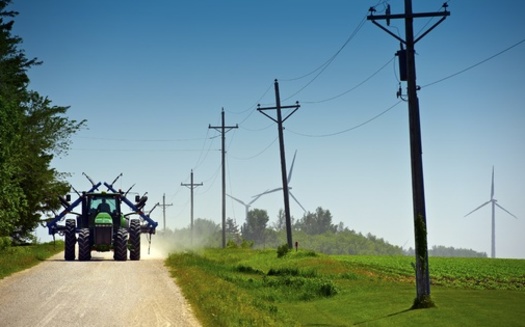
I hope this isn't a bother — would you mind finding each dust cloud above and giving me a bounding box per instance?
[139,229,212,260]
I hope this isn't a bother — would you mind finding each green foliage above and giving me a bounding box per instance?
[242,208,269,245]
[0,1,86,241]
[0,241,64,279]
[0,236,11,250]
[226,239,238,248]
[295,207,336,235]
[167,248,525,327]
[241,239,254,248]
[276,243,290,258]
[334,255,525,291]
[268,229,403,255]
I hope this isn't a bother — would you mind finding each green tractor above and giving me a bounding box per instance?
[48,174,158,261]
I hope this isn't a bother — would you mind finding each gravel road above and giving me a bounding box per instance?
[0,250,201,327]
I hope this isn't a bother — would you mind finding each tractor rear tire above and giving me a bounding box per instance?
[64,219,76,261]
[113,228,128,261]
[129,220,141,261]
[78,228,91,261]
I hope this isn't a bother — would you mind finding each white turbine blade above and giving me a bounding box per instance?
[464,200,491,217]
[290,192,306,213]
[287,150,298,184]
[491,166,495,199]
[249,191,267,205]
[226,194,247,206]
[495,203,518,219]
[252,187,281,198]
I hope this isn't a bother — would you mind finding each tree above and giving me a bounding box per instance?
[225,217,241,243]
[0,1,86,243]
[272,208,295,231]
[296,207,336,235]
[241,208,269,245]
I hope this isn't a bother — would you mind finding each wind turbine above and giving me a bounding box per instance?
[253,150,307,213]
[464,166,517,258]
[227,192,267,222]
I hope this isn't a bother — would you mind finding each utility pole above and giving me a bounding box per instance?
[209,108,238,248]
[257,79,300,249]
[158,193,173,232]
[181,170,203,245]
[367,1,449,308]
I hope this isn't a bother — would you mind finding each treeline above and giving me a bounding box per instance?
[158,206,403,256]
[405,245,487,258]
[0,1,84,246]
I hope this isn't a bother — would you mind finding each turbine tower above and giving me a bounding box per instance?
[464,166,517,258]
[254,150,306,213]
[227,192,266,222]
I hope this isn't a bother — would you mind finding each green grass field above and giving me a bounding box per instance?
[0,241,64,280]
[166,248,525,327]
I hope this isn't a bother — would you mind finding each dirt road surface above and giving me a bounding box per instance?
[0,251,201,327]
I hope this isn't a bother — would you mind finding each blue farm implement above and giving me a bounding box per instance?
[46,173,158,261]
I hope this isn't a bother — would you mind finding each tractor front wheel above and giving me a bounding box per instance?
[78,228,91,261]
[129,220,141,261]
[64,219,76,261]
[113,228,128,261]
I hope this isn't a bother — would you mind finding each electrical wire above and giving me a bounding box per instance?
[193,129,218,170]
[225,82,274,116]
[281,0,388,84]
[197,163,221,195]
[282,18,368,102]
[415,1,452,38]
[421,36,525,89]
[228,136,278,160]
[76,136,207,142]
[286,101,403,138]
[302,56,395,104]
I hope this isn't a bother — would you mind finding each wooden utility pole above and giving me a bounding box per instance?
[209,108,238,248]
[181,170,203,245]
[367,0,449,308]
[158,193,173,232]
[257,79,300,249]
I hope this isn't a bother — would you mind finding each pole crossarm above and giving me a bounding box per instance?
[367,5,450,45]
[257,103,300,124]
[209,108,238,248]
[181,170,202,245]
[367,0,450,307]
[256,79,300,248]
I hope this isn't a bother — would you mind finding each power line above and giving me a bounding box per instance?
[282,18,368,102]
[285,36,525,139]
[76,136,206,142]
[228,136,279,160]
[280,0,388,84]
[421,37,525,89]
[287,101,403,138]
[302,56,395,104]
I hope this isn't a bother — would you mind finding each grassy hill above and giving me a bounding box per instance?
[166,248,525,327]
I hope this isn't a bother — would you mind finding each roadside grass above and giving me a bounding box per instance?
[0,241,64,280]
[166,248,525,327]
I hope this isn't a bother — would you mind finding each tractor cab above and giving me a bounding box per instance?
[84,193,124,229]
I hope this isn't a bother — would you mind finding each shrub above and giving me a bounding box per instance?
[226,239,238,248]
[0,237,11,251]
[277,243,290,258]
[241,239,254,249]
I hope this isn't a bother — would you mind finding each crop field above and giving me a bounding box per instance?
[166,248,525,327]
[334,255,525,290]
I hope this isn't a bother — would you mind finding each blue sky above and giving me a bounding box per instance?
[11,1,525,258]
